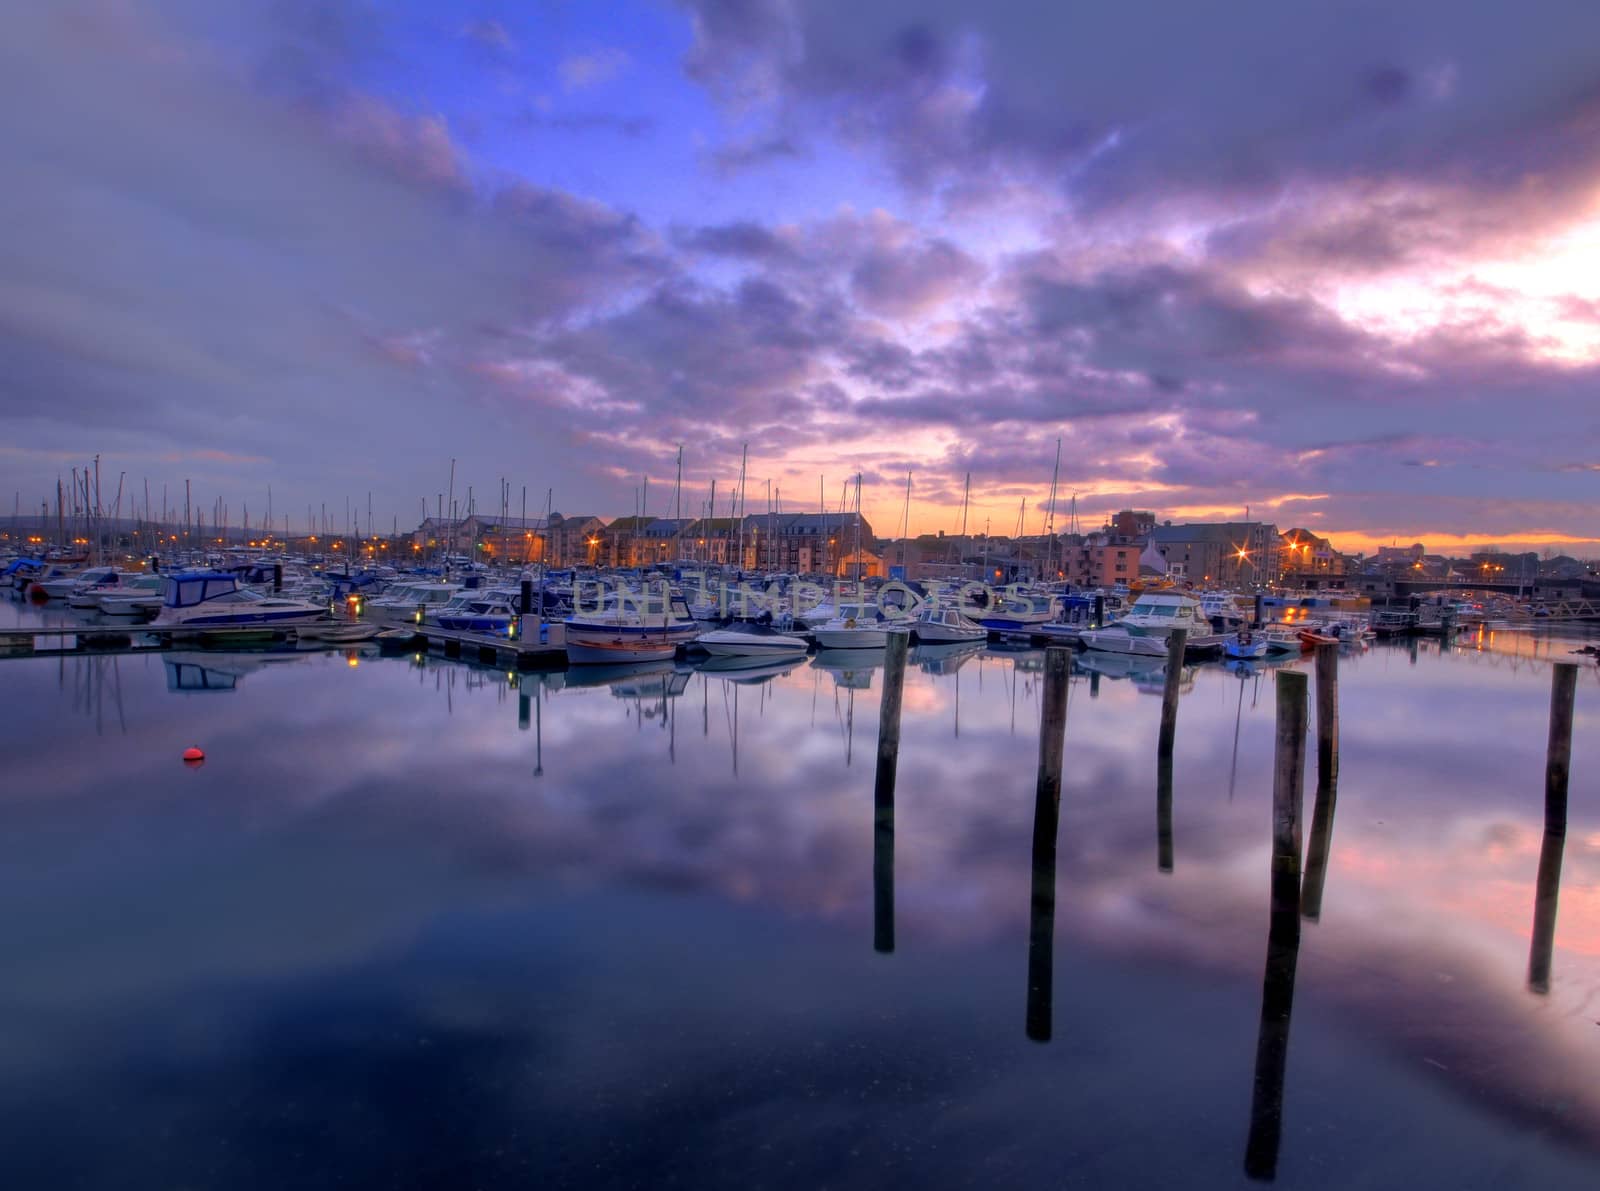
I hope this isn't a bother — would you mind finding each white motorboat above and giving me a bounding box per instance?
[67,570,147,608]
[36,566,117,600]
[811,616,895,649]
[95,574,169,616]
[149,572,330,630]
[698,625,810,657]
[1078,625,1171,656]
[1081,591,1211,654]
[796,597,878,630]
[910,606,986,644]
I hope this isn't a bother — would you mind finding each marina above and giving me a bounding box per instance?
[1,589,1597,1187]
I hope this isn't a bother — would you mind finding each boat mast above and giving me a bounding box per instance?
[818,474,826,577]
[1043,436,1061,580]
[854,472,863,583]
[958,471,970,571]
[900,470,912,574]
[735,443,748,572]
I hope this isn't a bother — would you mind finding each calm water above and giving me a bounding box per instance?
[2,599,1599,1189]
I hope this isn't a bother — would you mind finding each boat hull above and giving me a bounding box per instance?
[812,628,890,649]
[911,622,986,644]
[698,635,809,657]
[565,638,679,664]
[1080,627,1169,656]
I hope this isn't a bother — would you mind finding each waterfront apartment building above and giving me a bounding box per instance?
[738,512,877,574]
[1150,521,1281,587]
[1279,528,1346,577]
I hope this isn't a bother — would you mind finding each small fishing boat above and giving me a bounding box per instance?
[565,590,698,664]
[1223,629,1269,660]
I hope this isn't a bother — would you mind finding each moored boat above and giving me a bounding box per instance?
[149,572,329,631]
[698,625,810,657]
[910,606,986,644]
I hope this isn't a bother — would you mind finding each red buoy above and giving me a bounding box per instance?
[182,747,205,768]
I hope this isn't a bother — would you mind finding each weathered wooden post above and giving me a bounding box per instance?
[874,630,909,954]
[1093,593,1105,629]
[1302,644,1340,921]
[1158,627,1188,756]
[1313,641,1339,789]
[272,562,283,593]
[1027,646,1071,1041]
[1271,672,1308,893]
[1245,670,1308,1182]
[1544,662,1577,826]
[1253,591,1264,629]
[1528,662,1577,993]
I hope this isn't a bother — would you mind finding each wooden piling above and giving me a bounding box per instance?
[1545,662,1577,827]
[1157,628,1188,757]
[874,630,909,954]
[1245,669,1308,1181]
[1026,646,1071,1041]
[1528,662,1578,993]
[1313,642,1339,790]
[1271,671,1308,895]
[1092,593,1105,629]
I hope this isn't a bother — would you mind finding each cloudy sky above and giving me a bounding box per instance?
[3,0,1598,552]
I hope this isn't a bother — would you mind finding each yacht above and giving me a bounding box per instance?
[149,572,330,630]
[1080,591,1212,656]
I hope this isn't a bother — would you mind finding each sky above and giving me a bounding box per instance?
[2,0,1598,554]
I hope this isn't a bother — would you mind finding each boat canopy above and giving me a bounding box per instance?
[163,571,240,608]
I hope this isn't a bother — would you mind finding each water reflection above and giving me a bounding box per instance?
[1,626,1599,1187]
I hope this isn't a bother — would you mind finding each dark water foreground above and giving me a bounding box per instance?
[0,626,1597,1189]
